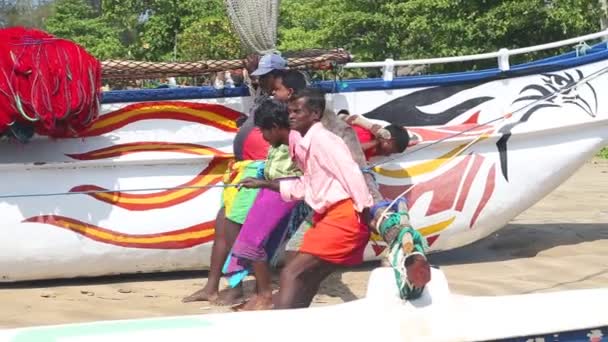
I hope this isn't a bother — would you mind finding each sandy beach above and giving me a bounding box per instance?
[1,159,606,329]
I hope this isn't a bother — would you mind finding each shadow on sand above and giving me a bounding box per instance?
[2,223,606,303]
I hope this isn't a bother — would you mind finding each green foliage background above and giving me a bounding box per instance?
[1,0,606,157]
[1,0,601,63]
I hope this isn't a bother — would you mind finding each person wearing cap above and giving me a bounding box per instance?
[183,53,288,305]
[234,53,287,161]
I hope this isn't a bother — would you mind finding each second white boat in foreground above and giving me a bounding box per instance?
[1,268,606,342]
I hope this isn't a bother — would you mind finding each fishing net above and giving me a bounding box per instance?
[0,27,102,142]
[101,49,352,80]
[224,0,280,54]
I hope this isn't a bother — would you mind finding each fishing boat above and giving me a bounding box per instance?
[0,28,607,282]
[0,267,606,341]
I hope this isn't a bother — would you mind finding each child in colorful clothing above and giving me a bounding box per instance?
[183,54,286,305]
[240,88,374,309]
[224,99,302,311]
[183,68,307,305]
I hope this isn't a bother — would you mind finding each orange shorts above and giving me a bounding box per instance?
[299,199,369,266]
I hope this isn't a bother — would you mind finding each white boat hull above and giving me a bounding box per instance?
[0,54,607,281]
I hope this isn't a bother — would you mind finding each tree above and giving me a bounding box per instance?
[101,0,240,61]
[278,0,602,73]
[178,14,244,61]
[41,0,603,72]
[44,0,126,59]
[0,0,54,28]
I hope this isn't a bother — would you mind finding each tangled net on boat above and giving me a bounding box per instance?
[224,0,279,54]
[101,48,352,80]
[0,27,102,142]
[0,25,350,144]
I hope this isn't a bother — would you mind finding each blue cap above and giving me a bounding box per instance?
[251,53,287,76]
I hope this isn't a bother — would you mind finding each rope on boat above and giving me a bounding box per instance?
[0,175,304,199]
[0,184,237,200]
[372,63,608,226]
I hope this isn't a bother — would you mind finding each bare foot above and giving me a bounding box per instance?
[182,286,218,303]
[211,287,244,306]
[232,294,273,311]
[230,301,248,311]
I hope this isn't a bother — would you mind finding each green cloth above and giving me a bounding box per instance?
[225,162,262,224]
[264,145,302,180]
[379,209,429,300]
[226,146,300,225]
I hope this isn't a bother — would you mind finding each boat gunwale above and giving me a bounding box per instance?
[101,33,608,104]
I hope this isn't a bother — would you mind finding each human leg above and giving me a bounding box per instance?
[233,260,275,311]
[182,207,228,302]
[227,189,296,310]
[275,252,336,309]
[212,217,245,305]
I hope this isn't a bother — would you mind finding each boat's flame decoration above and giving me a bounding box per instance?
[471,164,496,227]
[362,82,494,126]
[407,122,493,144]
[27,100,499,252]
[380,155,496,235]
[374,124,496,245]
[24,102,241,247]
[66,142,231,160]
[23,216,215,249]
[69,157,231,211]
[407,155,479,217]
[418,217,456,246]
[373,134,489,178]
[497,69,599,180]
[76,101,241,137]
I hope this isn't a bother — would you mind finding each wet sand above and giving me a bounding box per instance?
[1,160,606,328]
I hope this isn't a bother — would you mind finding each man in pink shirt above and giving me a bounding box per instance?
[240,88,373,309]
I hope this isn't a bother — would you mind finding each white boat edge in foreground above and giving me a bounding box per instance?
[1,268,606,342]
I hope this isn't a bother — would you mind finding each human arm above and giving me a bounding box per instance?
[341,114,390,139]
[242,54,263,99]
[337,123,385,204]
[239,177,305,202]
[244,54,260,74]
[360,139,379,153]
[239,177,279,192]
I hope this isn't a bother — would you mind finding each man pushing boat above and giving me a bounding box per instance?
[239,88,374,308]
[332,111,432,299]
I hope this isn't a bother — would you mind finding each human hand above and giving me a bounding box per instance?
[239,177,266,189]
[244,54,260,73]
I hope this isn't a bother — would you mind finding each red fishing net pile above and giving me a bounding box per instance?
[0,27,102,141]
